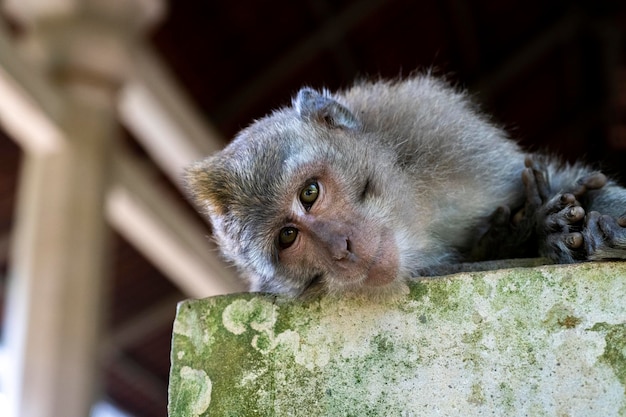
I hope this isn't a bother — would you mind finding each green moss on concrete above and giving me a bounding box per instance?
[169,262,626,416]
[591,323,626,387]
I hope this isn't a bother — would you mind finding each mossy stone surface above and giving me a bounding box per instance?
[168,262,626,416]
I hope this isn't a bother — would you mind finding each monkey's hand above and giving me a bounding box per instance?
[521,157,619,263]
[471,157,561,261]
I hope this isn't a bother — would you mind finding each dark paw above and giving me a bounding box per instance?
[520,158,585,231]
[521,157,610,263]
[474,156,617,263]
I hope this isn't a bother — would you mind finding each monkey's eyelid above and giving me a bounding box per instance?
[360,177,373,200]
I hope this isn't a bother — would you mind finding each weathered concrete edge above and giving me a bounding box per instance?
[168,261,626,417]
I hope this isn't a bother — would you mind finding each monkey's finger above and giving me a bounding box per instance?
[553,193,579,212]
[531,167,551,201]
[585,211,601,226]
[544,205,584,231]
[522,168,543,208]
[512,208,525,225]
[564,232,584,249]
[524,155,535,169]
[523,156,552,200]
[571,172,607,198]
[559,193,578,207]
[582,211,603,254]
[618,215,626,228]
[582,172,607,189]
[597,214,626,247]
[523,155,546,171]
[541,193,578,216]
[565,205,585,222]
[490,206,511,226]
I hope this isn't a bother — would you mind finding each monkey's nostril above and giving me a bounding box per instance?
[331,237,352,260]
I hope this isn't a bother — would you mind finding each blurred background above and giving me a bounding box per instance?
[0,1,624,416]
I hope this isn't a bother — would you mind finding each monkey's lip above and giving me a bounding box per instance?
[361,228,398,287]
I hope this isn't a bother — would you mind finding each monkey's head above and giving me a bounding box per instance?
[185,88,410,297]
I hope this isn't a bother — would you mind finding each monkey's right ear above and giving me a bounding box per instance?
[183,161,230,217]
[294,88,360,129]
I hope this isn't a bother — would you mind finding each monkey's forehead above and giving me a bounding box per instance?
[223,111,342,182]
[219,149,326,214]
[201,123,323,210]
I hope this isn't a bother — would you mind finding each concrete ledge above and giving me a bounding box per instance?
[168,262,626,416]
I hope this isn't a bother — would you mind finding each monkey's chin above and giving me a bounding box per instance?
[361,230,399,288]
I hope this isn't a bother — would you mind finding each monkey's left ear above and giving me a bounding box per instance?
[294,88,360,129]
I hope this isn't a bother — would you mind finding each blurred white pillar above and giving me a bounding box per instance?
[6,99,116,417]
[1,1,164,416]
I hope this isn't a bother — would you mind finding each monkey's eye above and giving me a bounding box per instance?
[299,181,319,209]
[278,227,298,249]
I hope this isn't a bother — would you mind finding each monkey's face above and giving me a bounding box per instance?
[185,87,408,296]
[186,134,403,296]
[268,164,400,295]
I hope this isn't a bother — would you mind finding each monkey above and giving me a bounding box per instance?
[184,74,626,297]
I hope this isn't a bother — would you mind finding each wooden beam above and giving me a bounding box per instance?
[107,151,244,298]
[116,45,245,297]
[118,44,225,187]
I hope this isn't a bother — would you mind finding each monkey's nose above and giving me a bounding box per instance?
[331,237,352,260]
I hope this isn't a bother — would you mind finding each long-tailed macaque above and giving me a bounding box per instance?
[185,75,626,297]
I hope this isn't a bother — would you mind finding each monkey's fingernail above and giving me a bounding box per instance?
[618,216,626,227]
[567,206,584,221]
[560,194,576,204]
[493,206,510,223]
[565,233,583,249]
[524,156,534,168]
[512,209,525,225]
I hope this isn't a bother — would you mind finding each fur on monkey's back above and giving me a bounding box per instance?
[332,76,526,210]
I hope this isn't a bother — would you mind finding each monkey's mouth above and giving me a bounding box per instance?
[361,228,399,287]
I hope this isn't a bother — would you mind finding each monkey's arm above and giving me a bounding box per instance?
[469,157,549,261]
